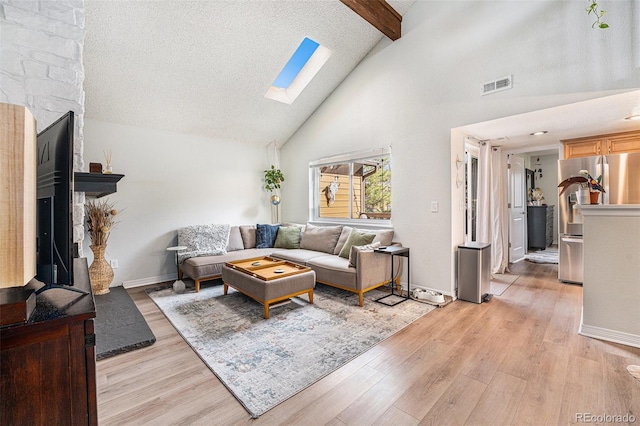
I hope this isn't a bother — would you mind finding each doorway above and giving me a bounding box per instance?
[508,154,526,263]
[504,147,561,264]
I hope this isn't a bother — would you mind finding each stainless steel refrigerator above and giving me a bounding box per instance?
[557,153,640,284]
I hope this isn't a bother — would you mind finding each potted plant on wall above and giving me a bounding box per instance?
[264,165,284,206]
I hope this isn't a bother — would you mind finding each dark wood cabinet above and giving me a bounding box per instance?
[528,205,553,250]
[1,259,97,426]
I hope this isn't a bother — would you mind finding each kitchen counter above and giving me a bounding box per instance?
[579,204,640,348]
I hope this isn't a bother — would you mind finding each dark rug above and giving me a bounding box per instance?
[94,286,155,360]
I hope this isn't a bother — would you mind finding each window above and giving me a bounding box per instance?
[310,147,391,223]
[264,37,332,105]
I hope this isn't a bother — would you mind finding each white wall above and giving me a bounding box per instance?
[280,0,639,295]
[0,0,87,251]
[582,207,640,347]
[83,119,273,287]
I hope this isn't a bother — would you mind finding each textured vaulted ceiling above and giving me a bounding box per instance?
[83,0,415,146]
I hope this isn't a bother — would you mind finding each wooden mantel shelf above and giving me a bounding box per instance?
[75,172,124,198]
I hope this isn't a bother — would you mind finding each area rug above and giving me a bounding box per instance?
[147,281,435,418]
[490,273,520,296]
[95,286,156,360]
[525,247,559,264]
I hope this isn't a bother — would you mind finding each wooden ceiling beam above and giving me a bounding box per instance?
[340,0,402,41]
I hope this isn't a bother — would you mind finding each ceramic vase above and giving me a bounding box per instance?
[89,244,113,295]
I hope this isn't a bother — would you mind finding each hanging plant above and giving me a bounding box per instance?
[264,165,284,192]
[586,0,609,29]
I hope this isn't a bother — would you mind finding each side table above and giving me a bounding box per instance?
[167,245,187,292]
[374,246,410,306]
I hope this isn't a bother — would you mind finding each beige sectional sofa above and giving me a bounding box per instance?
[178,223,401,306]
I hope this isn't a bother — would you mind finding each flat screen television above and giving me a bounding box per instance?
[35,111,81,294]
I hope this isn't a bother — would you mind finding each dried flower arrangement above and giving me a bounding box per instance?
[86,198,118,246]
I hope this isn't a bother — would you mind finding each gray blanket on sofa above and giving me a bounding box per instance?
[177,224,231,263]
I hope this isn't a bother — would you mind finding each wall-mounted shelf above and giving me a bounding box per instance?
[74,172,124,198]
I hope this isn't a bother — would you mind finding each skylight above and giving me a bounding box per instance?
[265,37,332,105]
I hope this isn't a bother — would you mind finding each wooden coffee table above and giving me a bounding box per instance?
[221,256,316,319]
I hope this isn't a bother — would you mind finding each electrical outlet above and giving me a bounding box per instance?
[110,259,118,269]
[431,201,439,213]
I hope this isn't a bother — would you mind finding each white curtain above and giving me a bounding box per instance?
[477,142,492,245]
[476,142,509,274]
[491,147,509,274]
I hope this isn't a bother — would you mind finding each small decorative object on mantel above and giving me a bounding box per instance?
[103,149,113,174]
[86,198,119,295]
[90,162,102,173]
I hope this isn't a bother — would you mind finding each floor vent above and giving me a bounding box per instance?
[482,75,512,95]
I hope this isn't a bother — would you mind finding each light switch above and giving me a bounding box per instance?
[431,201,439,213]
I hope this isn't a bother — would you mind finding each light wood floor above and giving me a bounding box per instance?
[97,261,640,425]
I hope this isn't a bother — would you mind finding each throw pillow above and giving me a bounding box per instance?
[283,222,306,232]
[226,226,244,252]
[338,229,376,259]
[256,224,280,248]
[333,226,353,255]
[239,225,256,249]
[274,226,302,249]
[299,224,343,254]
[349,241,381,267]
[370,229,394,246]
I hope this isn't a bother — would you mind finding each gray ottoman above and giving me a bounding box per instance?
[221,263,316,319]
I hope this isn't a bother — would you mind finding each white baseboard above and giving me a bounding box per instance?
[123,273,176,289]
[579,322,640,349]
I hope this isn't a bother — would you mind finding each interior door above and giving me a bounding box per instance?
[508,155,526,262]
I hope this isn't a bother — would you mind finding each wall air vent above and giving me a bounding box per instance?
[482,75,512,95]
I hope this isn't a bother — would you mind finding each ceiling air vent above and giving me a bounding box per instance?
[482,75,512,95]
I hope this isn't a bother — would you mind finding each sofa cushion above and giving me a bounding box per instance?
[283,222,306,232]
[307,255,357,290]
[181,248,274,280]
[274,226,302,249]
[300,224,343,254]
[256,224,280,248]
[370,229,394,246]
[338,229,376,259]
[270,249,328,265]
[177,224,230,263]
[239,225,256,249]
[349,241,381,267]
[226,226,244,252]
[333,226,353,255]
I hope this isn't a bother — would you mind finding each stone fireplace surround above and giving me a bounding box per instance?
[0,0,87,255]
